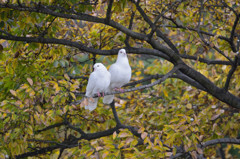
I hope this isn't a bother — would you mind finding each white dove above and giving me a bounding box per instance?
[103,49,131,104]
[85,63,111,111]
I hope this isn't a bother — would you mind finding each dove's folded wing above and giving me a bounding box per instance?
[85,72,97,97]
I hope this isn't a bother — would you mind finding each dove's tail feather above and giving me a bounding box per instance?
[85,98,98,111]
[103,95,114,104]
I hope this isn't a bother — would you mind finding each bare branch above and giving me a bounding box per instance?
[221,0,239,52]
[125,11,135,47]
[196,0,233,63]
[35,122,65,133]
[132,0,180,54]
[66,122,86,136]
[180,54,232,65]
[162,19,230,42]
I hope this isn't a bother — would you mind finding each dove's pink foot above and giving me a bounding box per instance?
[102,92,105,96]
[113,88,118,92]
[114,88,124,93]
[119,88,124,93]
[97,92,101,97]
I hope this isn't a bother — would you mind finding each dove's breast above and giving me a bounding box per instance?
[92,71,111,94]
[109,63,131,88]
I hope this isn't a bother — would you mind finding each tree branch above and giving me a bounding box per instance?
[162,18,230,42]
[105,0,114,24]
[0,32,169,60]
[223,55,239,91]
[35,122,65,133]
[180,54,232,65]
[0,3,147,40]
[201,138,240,148]
[132,0,180,54]
[110,100,122,126]
[195,1,233,63]
[222,1,239,52]
[125,11,135,47]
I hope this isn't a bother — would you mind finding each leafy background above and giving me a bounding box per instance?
[0,0,240,158]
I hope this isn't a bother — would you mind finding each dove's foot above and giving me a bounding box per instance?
[114,88,124,93]
[120,88,125,93]
[97,92,101,97]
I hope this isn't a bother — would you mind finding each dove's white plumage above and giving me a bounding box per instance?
[85,63,111,111]
[103,49,131,104]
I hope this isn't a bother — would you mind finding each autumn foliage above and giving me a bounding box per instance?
[0,0,240,158]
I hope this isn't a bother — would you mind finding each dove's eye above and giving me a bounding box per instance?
[97,65,99,67]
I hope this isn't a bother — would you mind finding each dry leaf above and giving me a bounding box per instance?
[27,78,33,86]
[10,90,17,96]
[141,132,148,139]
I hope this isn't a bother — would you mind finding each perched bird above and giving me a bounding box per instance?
[84,63,111,111]
[103,49,131,104]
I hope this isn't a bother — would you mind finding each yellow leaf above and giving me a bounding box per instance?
[64,73,70,81]
[10,90,17,96]
[20,84,29,89]
[52,81,60,93]
[136,71,141,76]
[70,92,76,100]
[138,60,144,68]
[29,90,35,97]
[27,78,33,86]
[86,150,94,157]
[186,103,192,109]
[163,89,168,97]
[113,131,117,140]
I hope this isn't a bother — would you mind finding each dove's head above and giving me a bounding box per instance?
[93,63,107,72]
[118,49,126,57]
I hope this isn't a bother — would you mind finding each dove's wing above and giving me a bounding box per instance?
[85,72,99,111]
[85,72,97,97]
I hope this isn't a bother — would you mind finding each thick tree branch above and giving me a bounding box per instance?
[229,15,239,52]
[0,32,169,59]
[0,3,147,40]
[179,64,240,108]
[110,100,122,126]
[223,56,239,91]
[105,0,114,24]
[201,138,240,148]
